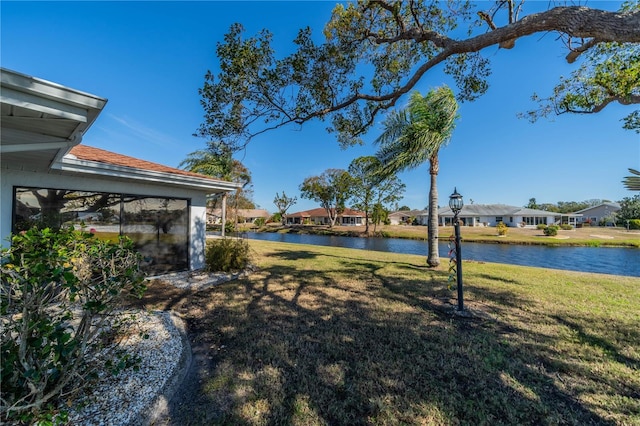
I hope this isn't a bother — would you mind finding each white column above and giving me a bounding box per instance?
[221,193,227,237]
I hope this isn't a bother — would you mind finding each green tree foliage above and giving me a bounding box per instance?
[526,198,538,209]
[376,87,458,267]
[617,194,640,221]
[300,169,352,227]
[348,156,405,234]
[179,143,235,177]
[273,191,297,225]
[623,168,640,191]
[180,144,254,221]
[198,1,640,150]
[522,2,640,131]
[527,199,609,213]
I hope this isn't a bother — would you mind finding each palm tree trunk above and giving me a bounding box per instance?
[427,153,440,267]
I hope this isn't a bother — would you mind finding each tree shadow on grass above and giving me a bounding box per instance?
[158,252,622,425]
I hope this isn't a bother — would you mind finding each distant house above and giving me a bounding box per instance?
[388,210,428,225]
[573,202,621,226]
[433,204,581,228]
[1,68,240,274]
[208,208,270,225]
[286,207,365,226]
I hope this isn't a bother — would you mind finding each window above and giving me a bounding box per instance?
[522,217,547,226]
[13,187,189,274]
[495,217,503,223]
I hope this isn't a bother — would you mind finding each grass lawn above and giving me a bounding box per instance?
[143,240,640,425]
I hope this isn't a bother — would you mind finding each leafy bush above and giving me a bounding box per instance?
[496,222,508,236]
[544,225,559,236]
[254,217,266,227]
[536,224,548,230]
[628,219,640,230]
[1,227,145,423]
[560,224,573,230]
[205,238,251,272]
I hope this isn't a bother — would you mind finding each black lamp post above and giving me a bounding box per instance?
[449,188,464,311]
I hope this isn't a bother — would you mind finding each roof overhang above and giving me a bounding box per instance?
[1,68,107,170]
[52,155,242,193]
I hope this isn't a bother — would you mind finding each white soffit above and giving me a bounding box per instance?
[0,68,107,156]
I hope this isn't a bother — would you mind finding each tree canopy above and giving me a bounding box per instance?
[273,191,298,225]
[522,40,639,131]
[348,156,405,233]
[198,0,640,151]
[299,169,352,227]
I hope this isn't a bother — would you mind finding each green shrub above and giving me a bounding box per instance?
[1,227,145,423]
[205,238,251,272]
[628,219,640,230]
[544,225,559,236]
[536,224,548,230]
[560,224,573,230]
[496,222,508,236]
[254,217,266,227]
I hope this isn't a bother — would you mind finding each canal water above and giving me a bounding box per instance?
[245,232,640,277]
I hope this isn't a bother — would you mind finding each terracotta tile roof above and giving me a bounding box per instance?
[289,207,365,217]
[69,145,218,180]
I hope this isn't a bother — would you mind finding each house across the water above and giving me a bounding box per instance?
[286,207,365,226]
[434,204,581,227]
[573,202,621,226]
[208,208,271,225]
[1,68,241,274]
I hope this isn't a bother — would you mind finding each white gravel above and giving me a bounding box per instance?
[62,310,184,426]
[56,268,251,425]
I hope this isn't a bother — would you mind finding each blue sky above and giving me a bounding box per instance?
[2,1,638,213]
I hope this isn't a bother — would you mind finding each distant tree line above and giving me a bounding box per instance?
[526,196,640,224]
[525,198,613,214]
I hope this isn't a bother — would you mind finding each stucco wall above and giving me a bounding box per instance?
[1,168,210,270]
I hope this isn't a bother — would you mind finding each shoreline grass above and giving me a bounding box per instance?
[239,224,640,248]
[144,240,640,425]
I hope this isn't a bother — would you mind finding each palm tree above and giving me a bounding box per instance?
[180,143,253,227]
[179,143,235,178]
[375,86,459,267]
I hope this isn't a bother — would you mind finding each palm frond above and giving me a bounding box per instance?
[623,168,640,191]
[375,86,459,176]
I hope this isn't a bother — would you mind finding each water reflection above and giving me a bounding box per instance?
[245,232,640,277]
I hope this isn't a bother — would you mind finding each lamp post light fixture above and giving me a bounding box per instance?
[449,188,464,312]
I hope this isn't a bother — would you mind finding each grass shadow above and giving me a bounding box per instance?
[151,242,634,425]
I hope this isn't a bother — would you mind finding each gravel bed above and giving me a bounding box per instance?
[61,310,184,426]
[54,268,251,425]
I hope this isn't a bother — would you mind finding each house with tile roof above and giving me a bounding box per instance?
[433,204,581,228]
[1,68,241,274]
[388,209,428,225]
[208,208,271,225]
[286,207,365,226]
